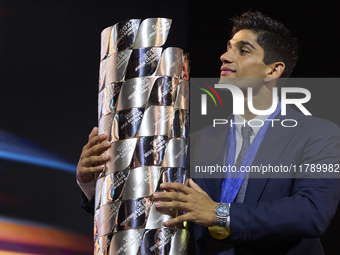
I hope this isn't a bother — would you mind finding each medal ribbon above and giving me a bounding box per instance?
[220,101,281,203]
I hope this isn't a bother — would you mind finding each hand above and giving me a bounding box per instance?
[76,127,110,183]
[153,179,219,227]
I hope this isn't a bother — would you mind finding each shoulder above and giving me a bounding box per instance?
[288,110,340,170]
[286,106,340,138]
[299,115,340,140]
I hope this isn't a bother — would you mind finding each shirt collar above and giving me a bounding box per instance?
[234,113,270,136]
[234,99,278,136]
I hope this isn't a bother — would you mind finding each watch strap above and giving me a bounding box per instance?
[215,203,230,227]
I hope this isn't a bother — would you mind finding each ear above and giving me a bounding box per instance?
[264,62,285,82]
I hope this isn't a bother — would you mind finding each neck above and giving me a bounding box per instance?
[241,93,274,121]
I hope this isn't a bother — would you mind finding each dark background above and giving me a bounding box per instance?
[0,0,339,254]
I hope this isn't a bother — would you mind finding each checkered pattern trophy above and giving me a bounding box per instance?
[95,18,190,255]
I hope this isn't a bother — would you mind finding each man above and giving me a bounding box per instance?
[152,12,340,254]
[77,12,340,254]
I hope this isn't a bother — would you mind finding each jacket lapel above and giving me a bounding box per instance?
[244,106,303,203]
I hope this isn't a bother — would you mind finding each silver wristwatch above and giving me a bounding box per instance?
[214,203,230,227]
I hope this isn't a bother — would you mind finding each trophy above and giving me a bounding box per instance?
[95,18,190,255]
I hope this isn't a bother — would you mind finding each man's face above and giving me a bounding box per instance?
[219,29,269,90]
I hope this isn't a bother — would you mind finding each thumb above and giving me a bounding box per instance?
[189,179,204,193]
[89,126,99,140]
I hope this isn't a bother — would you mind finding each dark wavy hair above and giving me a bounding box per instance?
[231,11,298,78]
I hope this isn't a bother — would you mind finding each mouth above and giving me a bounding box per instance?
[220,66,236,76]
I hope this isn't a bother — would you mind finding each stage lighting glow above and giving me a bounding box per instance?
[0,150,76,172]
[0,130,76,172]
[0,217,92,254]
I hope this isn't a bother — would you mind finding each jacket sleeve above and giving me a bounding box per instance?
[81,191,95,215]
[229,120,340,242]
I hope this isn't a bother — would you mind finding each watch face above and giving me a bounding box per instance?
[216,204,229,216]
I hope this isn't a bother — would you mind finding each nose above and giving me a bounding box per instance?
[220,50,233,64]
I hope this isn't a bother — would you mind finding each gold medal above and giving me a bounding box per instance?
[208,225,230,240]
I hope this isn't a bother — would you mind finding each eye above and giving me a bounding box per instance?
[240,49,250,54]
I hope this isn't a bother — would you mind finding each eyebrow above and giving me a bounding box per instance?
[227,40,257,50]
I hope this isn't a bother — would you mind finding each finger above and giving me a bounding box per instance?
[162,214,188,227]
[78,164,105,176]
[76,161,105,182]
[88,134,108,149]
[159,182,192,194]
[89,127,99,140]
[85,127,100,148]
[83,130,108,151]
[154,201,190,212]
[82,140,111,159]
[153,191,187,202]
[160,187,176,193]
[80,154,109,167]
[152,196,175,202]
[152,206,176,217]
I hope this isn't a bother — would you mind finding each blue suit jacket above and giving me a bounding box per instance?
[189,106,340,254]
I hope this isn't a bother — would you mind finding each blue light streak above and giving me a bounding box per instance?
[0,150,76,172]
[0,130,77,172]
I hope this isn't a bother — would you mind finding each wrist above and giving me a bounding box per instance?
[214,203,231,228]
[77,179,96,200]
[211,202,220,226]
